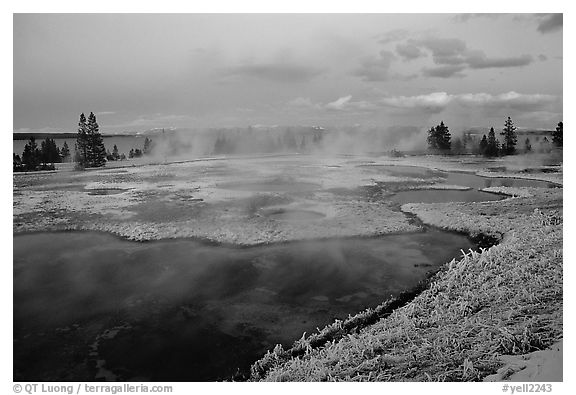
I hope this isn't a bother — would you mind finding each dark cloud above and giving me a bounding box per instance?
[395,43,425,61]
[466,52,533,69]
[406,36,534,77]
[224,63,324,83]
[536,14,562,34]
[353,50,396,81]
[422,65,466,78]
[357,35,535,82]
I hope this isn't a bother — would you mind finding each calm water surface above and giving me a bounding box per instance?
[14,230,473,381]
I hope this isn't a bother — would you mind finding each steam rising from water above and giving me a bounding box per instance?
[136,126,562,171]
[139,125,427,162]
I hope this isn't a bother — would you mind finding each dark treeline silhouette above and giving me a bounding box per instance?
[106,144,126,161]
[426,117,562,157]
[125,137,153,159]
[15,112,130,172]
[211,127,324,156]
[14,136,70,172]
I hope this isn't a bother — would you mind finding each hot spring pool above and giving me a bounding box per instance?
[14,229,474,381]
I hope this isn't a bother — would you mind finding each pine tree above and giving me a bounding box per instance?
[438,121,451,151]
[427,121,451,152]
[143,137,153,155]
[525,138,532,153]
[112,144,120,160]
[479,135,488,155]
[61,141,70,161]
[22,136,41,170]
[86,112,106,167]
[542,136,551,152]
[76,113,89,167]
[426,126,438,150]
[13,153,23,171]
[552,121,563,147]
[40,138,50,165]
[53,139,61,163]
[40,137,60,166]
[486,127,500,157]
[501,117,518,155]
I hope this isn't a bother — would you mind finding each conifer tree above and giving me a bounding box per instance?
[13,153,23,171]
[426,121,451,152]
[76,113,89,167]
[486,127,500,157]
[552,121,562,147]
[525,138,532,153]
[479,135,488,155]
[143,137,153,155]
[61,141,70,161]
[87,112,106,167]
[40,137,60,165]
[112,144,120,160]
[501,116,518,155]
[40,138,50,165]
[22,136,40,170]
[426,126,437,150]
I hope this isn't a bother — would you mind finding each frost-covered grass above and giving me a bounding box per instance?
[251,208,562,381]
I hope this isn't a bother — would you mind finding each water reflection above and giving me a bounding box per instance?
[14,230,473,381]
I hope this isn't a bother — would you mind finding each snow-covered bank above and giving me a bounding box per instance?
[251,199,562,382]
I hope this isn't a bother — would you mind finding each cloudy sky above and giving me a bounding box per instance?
[13,13,562,134]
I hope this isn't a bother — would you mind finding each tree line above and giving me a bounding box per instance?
[14,113,156,172]
[427,117,563,157]
[13,137,71,171]
[212,128,324,155]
